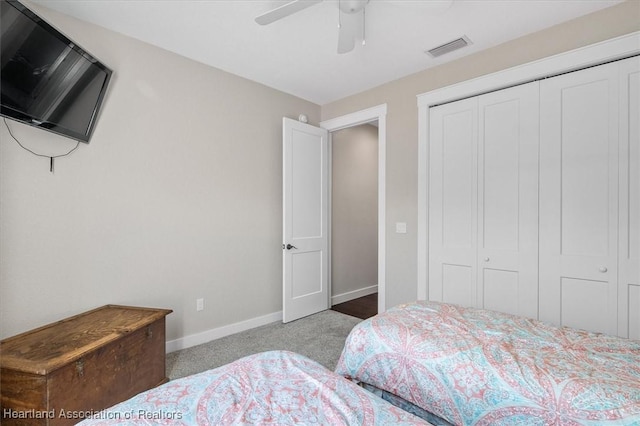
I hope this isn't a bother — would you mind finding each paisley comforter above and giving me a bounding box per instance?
[335,301,640,425]
[77,350,430,425]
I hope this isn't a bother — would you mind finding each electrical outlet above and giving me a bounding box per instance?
[196,298,204,311]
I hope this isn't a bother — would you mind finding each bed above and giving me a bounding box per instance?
[76,350,431,425]
[335,301,640,425]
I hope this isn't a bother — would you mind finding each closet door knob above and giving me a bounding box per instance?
[484,257,490,262]
[599,266,608,273]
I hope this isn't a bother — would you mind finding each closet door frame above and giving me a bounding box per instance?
[417,31,640,301]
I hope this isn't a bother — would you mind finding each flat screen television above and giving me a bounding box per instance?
[1,0,112,143]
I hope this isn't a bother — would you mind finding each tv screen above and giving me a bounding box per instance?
[1,0,112,143]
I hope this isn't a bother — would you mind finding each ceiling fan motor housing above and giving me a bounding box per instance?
[339,0,370,14]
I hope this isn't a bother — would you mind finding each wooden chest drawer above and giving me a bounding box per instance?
[1,305,172,425]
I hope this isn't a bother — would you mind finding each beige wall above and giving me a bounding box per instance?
[1,1,638,342]
[321,0,640,309]
[331,124,378,299]
[0,3,320,340]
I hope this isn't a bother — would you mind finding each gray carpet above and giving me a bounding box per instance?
[166,310,362,380]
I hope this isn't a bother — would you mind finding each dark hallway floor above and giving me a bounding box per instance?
[331,293,377,320]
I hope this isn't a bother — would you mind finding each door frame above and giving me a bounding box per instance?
[320,104,387,314]
[417,31,640,301]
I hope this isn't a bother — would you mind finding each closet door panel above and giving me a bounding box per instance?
[429,98,478,306]
[477,82,539,319]
[539,62,619,335]
[561,80,611,256]
[442,264,474,307]
[442,110,476,249]
[561,278,612,333]
[483,269,519,316]
[481,99,519,250]
[618,57,640,338]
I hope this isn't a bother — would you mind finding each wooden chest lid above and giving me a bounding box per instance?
[0,305,172,375]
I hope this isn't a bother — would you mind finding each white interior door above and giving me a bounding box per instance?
[429,84,539,319]
[477,82,539,319]
[539,61,620,335]
[428,97,478,307]
[282,117,329,323]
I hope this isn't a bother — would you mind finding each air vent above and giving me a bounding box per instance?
[426,36,472,58]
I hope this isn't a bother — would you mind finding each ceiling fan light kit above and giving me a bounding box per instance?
[339,0,369,14]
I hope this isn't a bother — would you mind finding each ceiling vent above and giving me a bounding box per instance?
[426,36,472,58]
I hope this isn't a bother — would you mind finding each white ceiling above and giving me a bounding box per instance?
[32,0,623,105]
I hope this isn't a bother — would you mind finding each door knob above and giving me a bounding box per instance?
[285,244,297,250]
[599,266,607,273]
[484,257,490,262]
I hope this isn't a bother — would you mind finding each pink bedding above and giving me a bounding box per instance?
[76,350,430,425]
[335,301,640,425]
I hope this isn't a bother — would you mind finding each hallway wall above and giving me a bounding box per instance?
[331,124,378,302]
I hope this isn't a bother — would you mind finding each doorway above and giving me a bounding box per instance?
[330,123,378,319]
[320,104,387,315]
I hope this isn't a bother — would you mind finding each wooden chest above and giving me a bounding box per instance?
[0,305,172,425]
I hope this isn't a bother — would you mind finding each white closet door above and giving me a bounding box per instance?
[539,61,620,335]
[477,82,539,319]
[429,97,478,307]
[618,57,640,339]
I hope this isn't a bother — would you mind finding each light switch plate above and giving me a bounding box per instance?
[396,222,407,234]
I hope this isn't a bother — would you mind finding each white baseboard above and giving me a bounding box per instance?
[166,310,282,353]
[166,286,377,353]
[331,285,378,306]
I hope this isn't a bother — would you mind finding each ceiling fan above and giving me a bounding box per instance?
[255,0,452,54]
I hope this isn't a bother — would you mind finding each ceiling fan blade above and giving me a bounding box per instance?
[255,0,323,25]
[337,11,358,54]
